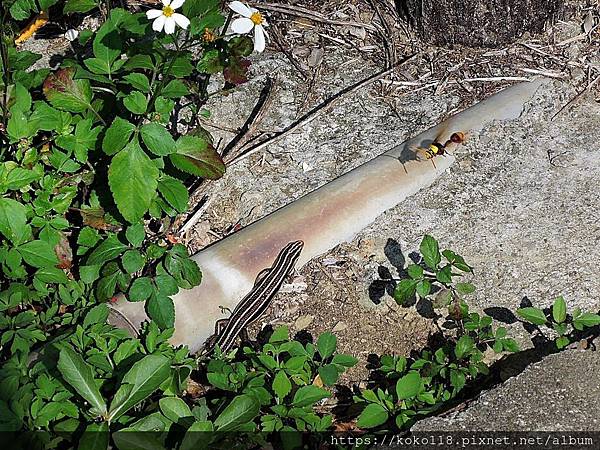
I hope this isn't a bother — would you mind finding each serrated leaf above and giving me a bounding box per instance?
[64,0,97,14]
[129,277,153,302]
[122,249,145,273]
[291,385,330,407]
[125,224,145,247]
[123,73,150,92]
[213,394,259,431]
[0,197,29,244]
[123,91,148,115]
[396,371,421,399]
[356,403,388,429]
[103,117,135,155]
[454,335,474,359]
[420,235,441,269]
[57,345,107,416]
[552,296,567,323]
[83,304,109,328]
[316,332,336,359]
[170,136,225,179]
[516,307,547,326]
[140,122,176,156]
[87,234,128,265]
[317,364,339,386]
[108,354,170,421]
[272,371,292,400]
[146,294,175,329]
[18,240,59,268]
[108,139,159,223]
[43,68,93,113]
[157,176,189,213]
[393,279,417,305]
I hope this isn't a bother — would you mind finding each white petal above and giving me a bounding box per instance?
[229,1,252,17]
[172,13,190,29]
[231,17,254,34]
[164,16,176,34]
[153,15,166,32]
[146,9,163,19]
[161,0,170,6]
[254,25,265,52]
[170,0,184,10]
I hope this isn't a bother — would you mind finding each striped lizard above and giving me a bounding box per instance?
[201,240,304,356]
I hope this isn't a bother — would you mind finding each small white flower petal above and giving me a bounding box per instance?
[65,29,79,41]
[229,1,252,17]
[172,13,190,30]
[164,16,176,34]
[161,0,170,6]
[170,0,184,10]
[146,9,163,19]
[254,25,266,52]
[153,14,166,32]
[231,17,254,34]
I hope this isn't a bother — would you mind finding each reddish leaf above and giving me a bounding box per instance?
[43,68,93,113]
[170,136,225,180]
[223,58,250,86]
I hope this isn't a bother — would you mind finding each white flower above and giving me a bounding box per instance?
[228,1,268,53]
[65,29,79,42]
[146,0,190,35]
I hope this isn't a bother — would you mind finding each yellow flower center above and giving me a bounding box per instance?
[162,6,174,17]
[250,12,263,25]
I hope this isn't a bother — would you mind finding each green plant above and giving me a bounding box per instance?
[517,296,600,349]
[192,326,358,449]
[354,236,520,431]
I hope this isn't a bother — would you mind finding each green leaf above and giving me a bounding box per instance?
[169,56,194,77]
[316,332,337,359]
[416,280,431,297]
[179,421,213,450]
[57,345,107,416]
[213,394,260,431]
[102,117,135,155]
[64,0,98,14]
[331,354,358,367]
[556,336,570,349]
[450,369,466,390]
[272,371,292,400]
[436,265,453,284]
[420,235,441,269]
[318,364,339,386]
[140,122,176,156]
[108,354,171,421]
[159,397,192,423]
[127,277,151,301]
[407,264,423,279]
[122,249,145,273]
[35,267,68,283]
[291,385,330,407]
[43,68,93,113]
[87,234,128,265]
[454,335,474,359]
[93,21,122,65]
[170,136,225,179]
[157,176,189,213]
[0,197,29,244]
[573,313,600,330]
[146,294,175,329]
[161,79,189,98]
[356,403,388,429]
[552,296,567,323]
[269,325,289,343]
[123,73,150,92]
[83,304,109,328]
[80,265,101,283]
[516,307,547,326]
[123,91,148,115]
[78,422,109,450]
[7,109,30,142]
[396,371,421,399]
[108,139,159,223]
[393,279,417,305]
[456,282,476,295]
[125,224,145,247]
[18,240,59,268]
[5,167,40,190]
